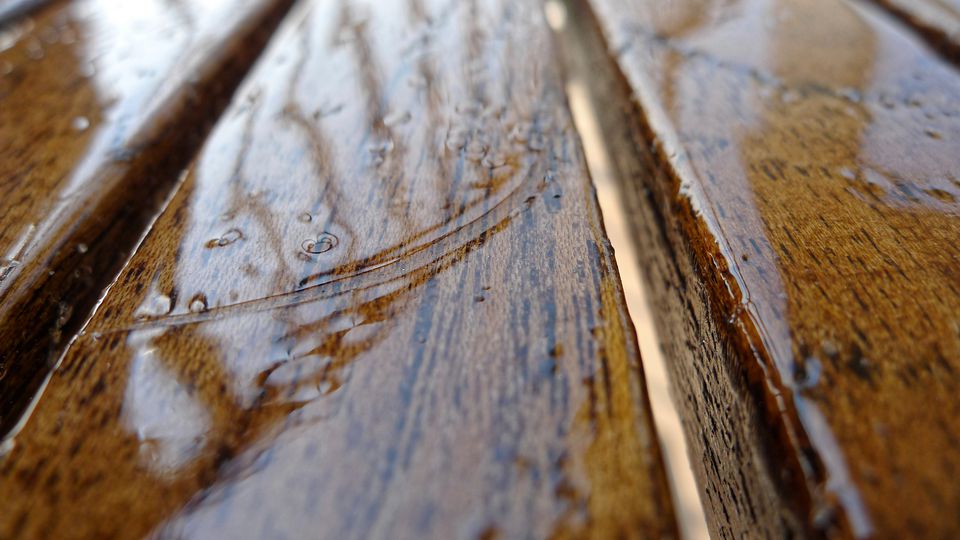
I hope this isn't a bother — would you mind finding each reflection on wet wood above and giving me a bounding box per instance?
[0,0,677,538]
[0,0,294,435]
[871,0,960,58]
[569,0,960,537]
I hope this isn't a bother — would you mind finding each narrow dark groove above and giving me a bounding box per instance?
[0,0,300,439]
[555,0,825,537]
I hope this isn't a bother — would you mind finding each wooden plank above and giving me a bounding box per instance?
[564,0,960,537]
[870,0,960,58]
[0,0,294,435]
[0,0,678,538]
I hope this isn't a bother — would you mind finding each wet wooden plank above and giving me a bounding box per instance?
[871,0,960,57]
[0,0,678,538]
[565,0,960,537]
[0,0,294,434]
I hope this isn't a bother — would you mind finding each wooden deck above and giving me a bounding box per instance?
[0,0,675,538]
[3,0,960,538]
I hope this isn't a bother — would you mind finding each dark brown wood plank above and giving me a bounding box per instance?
[0,0,294,434]
[564,0,960,537]
[0,0,678,538]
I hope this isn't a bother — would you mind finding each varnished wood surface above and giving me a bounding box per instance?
[568,0,960,537]
[871,0,960,57]
[0,0,677,538]
[0,0,294,435]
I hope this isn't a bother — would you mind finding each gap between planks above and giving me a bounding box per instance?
[545,2,708,539]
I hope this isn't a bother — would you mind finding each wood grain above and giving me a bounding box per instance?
[870,0,960,58]
[566,0,960,537]
[0,0,677,538]
[0,0,294,435]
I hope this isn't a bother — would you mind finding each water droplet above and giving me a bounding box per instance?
[298,213,312,223]
[368,140,394,165]
[473,295,485,303]
[301,232,339,254]
[136,294,172,319]
[924,128,942,140]
[527,134,546,151]
[76,243,88,254]
[72,116,90,131]
[384,110,412,127]
[206,228,243,248]
[189,294,208,313]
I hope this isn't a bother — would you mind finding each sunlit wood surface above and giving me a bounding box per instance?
[0,0,677,538]
[0,0,294,435]
[568,0,960,537]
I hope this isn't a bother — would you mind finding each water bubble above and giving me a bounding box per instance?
[76,243,88,254]
[298,213,312,223]
[301,232,339,254]
[527,134,546,151]
[72,116,90,131]
[368,140,394,165]
[136,294,172,319]
[189,294,208,313]
[205,228,243,248]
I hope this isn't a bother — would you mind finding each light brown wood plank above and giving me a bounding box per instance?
[0,0,678,538]
[564,0,960,537]
[0,0,294,434]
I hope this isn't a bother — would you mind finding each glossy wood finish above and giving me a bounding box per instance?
[0,0,678,538]
[872,0,960,57]
[566,0,960,537]
[0,0,294,435]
